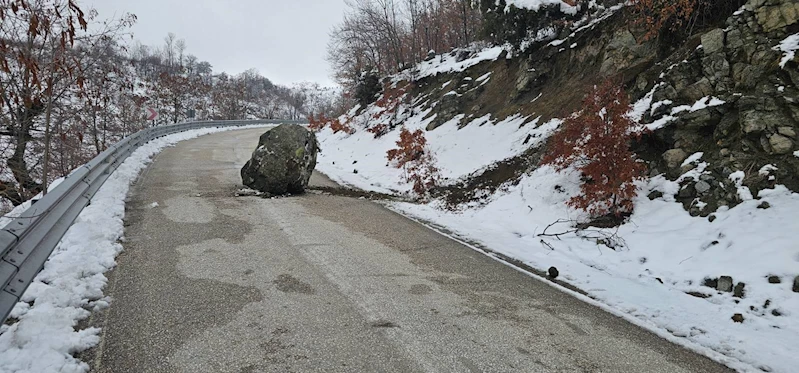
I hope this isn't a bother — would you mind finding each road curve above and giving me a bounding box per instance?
[85,128,733,373]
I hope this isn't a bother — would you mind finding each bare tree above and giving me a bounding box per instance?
[328,0,482,91]
[0,0,134,201]
[0,4,317,211]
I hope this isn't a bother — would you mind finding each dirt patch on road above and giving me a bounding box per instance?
[370,320,400,328]
[306,186,410,202]
[273,274,316,295]
[233,184,410,203]
[409,284,433,295]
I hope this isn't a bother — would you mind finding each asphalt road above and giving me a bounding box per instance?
[88,127,733,373]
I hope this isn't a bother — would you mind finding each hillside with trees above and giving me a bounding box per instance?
[314,1,799,371]
[328,0,483,96]
[0,0,340,212]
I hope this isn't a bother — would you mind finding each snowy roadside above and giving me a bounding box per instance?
[315,118,799,373]
[310,1,798,369]
[386,170,798,373]
[0,125,269,373]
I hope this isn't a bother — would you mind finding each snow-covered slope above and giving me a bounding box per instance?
[317,102,799,373]
[318,106,559,193]
[314,9,799,368]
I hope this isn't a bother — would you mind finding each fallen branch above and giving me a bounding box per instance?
[538,218,627,250]
[576,227,626,251]
[537,219,578,240]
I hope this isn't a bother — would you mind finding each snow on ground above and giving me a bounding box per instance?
[388,170,799,373]
[630,87,728,131]
[316,105,799,371]
[317,108,560,194]
[671,96,726,114]
[405,46,505,81]
[0,124,269,373]
[775,33,799,68]
[505,0,579,15]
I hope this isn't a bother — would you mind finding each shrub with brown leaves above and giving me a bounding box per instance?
[329,117,355,135]
[308,114,327,131]
[632,0,746,40]
[367,83,409,138]
[387,127,440,196]
[307,114,355,134]
[372,84,407,119]
[366,123,389,138]
[542,80,647,217]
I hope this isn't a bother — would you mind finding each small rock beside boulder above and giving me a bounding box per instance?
[717,276,734,293]
[241,124,319,195]
[734,282,746,298]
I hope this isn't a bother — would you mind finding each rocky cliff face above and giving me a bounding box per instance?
[398,0,798,214]
[642,0,799,215]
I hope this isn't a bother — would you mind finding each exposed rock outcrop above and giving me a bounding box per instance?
[640,0,799,213]
[389,0,797,215]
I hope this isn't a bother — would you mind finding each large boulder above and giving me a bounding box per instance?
[241,124,318,195]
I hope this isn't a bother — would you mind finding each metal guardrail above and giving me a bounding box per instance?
[0,119,301,323]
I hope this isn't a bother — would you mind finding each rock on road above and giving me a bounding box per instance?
[87,128,732,373]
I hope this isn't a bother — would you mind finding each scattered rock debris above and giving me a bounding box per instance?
[717,276,734,293]
[548,266,559,279]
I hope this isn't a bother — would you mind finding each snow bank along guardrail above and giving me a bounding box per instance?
[0,119,300,324]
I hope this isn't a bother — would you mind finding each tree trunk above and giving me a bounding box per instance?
[461,1,470,45]
[42,94,53,196]
[92,104,101,154]
[8,106,43,204]
[173,97,180,124]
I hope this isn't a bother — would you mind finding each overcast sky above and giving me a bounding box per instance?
[85,0,348,87]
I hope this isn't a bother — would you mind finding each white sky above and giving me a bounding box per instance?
[84,0,348,87]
